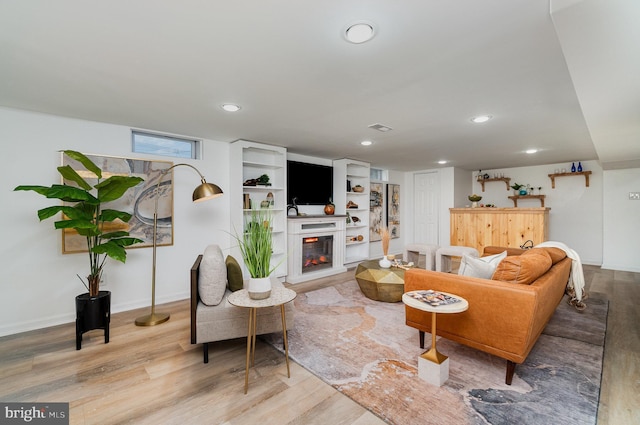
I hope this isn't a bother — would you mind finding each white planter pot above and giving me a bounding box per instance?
[248,277,272,300]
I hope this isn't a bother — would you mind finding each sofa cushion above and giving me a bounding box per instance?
[199,245,227,306]
[537,247,567,264]
[458,250,507,279]
[225,255,244,292]
[492,248,552,285]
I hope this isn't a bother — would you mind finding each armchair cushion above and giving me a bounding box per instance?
[225,255,244,292]
[199,245,227,306]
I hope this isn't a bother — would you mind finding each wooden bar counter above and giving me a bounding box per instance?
[450,207,549,254]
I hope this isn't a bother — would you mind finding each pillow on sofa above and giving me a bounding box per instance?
[537,247,566,264]
[226,255,244,292]
[199,245,227,306]
[492,248,552,285]
[458,251,507,279]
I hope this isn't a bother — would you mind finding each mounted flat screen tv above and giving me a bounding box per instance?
[287,160,333,205]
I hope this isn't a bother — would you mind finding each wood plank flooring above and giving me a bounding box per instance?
[0,265,637,424]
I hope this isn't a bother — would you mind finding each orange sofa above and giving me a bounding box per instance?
[404,246,572,384]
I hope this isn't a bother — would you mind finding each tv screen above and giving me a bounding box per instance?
[287,161,333,205]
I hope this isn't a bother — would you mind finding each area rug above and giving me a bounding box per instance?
[265,280,608,425]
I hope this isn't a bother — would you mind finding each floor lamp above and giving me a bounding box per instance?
[135,163,223,326]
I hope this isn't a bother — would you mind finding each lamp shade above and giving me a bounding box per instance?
[193,180,223,202]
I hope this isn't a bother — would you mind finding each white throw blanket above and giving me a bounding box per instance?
[535,241,586,308]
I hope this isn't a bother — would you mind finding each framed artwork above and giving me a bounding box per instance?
[387,184,400,238]
[61,153,174,253]
[369,182,383,242]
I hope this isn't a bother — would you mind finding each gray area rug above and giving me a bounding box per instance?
[265,280,608,425]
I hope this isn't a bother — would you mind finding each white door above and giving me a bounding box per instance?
[414,172,440,245]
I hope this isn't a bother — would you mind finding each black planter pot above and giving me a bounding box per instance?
[75,290,110,350]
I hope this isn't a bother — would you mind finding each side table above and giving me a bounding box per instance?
[402,290,468,386]
[228,285,297,394]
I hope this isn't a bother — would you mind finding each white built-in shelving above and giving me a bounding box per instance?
[333,158,371,265]
[230,140,287,278]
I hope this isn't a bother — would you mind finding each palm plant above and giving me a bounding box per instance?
[14,150,144,296]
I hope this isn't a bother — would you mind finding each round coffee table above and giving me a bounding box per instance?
[355,260,407,302]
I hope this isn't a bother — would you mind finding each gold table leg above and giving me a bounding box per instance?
[420,311,448,364]
[281,305,291,378]
[244,307,257,394]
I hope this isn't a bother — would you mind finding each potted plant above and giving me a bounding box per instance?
[510,183,524,195]
[233,209,279,299]
[14,150,144,348]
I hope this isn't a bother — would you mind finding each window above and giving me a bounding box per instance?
[132,130,199,159]
[370,168,389,182]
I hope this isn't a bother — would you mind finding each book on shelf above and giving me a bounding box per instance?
[407,290,460,306]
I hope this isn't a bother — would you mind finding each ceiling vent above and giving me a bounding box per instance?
[368,123,393,132]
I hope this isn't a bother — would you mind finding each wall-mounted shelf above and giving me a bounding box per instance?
[478,177,511,192]
[508,195,546,207]
[548,171,592,188]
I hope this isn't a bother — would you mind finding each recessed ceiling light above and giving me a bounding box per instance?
[438,160,447,165]
[471,115,492,123]
[525,149,538,154]
[361,140,373,146]
[345,23,375,44]
[221,104,241,112]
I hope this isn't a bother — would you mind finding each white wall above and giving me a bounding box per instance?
[476,161,603,265]
[0,107,231,337]
[602,168,640,272]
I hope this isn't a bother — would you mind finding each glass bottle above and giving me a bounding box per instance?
[571,162,576,172]
[577,162,583,172]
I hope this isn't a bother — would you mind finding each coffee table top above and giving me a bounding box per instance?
[402,290,468,314]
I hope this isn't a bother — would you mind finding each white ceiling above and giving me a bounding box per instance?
[1,0,638,171]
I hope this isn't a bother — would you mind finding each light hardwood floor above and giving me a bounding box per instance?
[0,265,637,424]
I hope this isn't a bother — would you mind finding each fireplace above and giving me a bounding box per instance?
[287,216,346,283]
[302,235,333,273]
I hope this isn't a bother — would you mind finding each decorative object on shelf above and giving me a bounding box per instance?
[137,163,223,326]
[483,173,490,179]
[571,162,576,172]
[378,227,391,268]
[287,197,299,216]
[346,212,352,225]
[352,184,364,192]
[243,194,251,209]
[476,170,483,181]
[14,150,146,345]
[387,183,400,238]
[243,179,257,186]
[347,200,359,209]
[256,174,271,186]
[370,182,383,242]
[352,216,361,224]
[260,200,271,208]
[577,162,583,172]
[347,180,352,192]
[357,234,364,241]
[537,186,542,194]
[266,192,274,206]
[234,209,278,300]
[324,198,335,215]
[510,183,525,195]
[468,194,482,208]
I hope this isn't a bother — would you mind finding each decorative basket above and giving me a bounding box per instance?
[468,195,482,202]
[352,186,364,192]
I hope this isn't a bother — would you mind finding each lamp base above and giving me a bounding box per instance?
[135,312,170,326]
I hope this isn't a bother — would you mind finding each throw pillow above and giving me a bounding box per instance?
[198,245,227,306]
[492,249,552,285]
[458,251,507,279]
[537,247,566,264]
[226,255,244,292]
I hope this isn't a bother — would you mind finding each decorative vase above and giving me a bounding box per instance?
[379,255,391,269]
[577,162,583,172]
[248,277,271,300]
[324,198,335,215]
[519,189,528,195]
